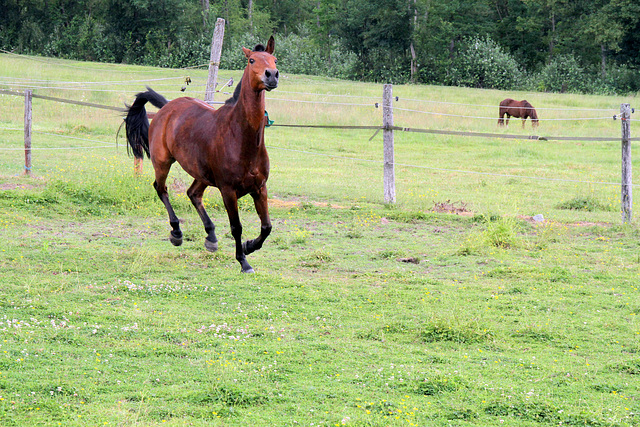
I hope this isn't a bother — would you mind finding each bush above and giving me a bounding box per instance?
[448,36,525,90]
[534,54,588,93]
[143,33,211,69]
[597,64,640,95]
[221,29,357,79]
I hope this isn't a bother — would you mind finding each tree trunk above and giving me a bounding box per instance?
[201,0,210,27]
[410,42,417,83]
[410,0,418,82]
[601,44,607,78]
[248,0,253,33]
[549,12,555,59]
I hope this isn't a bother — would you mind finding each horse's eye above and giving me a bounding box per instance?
[274,59,278,64]
[249,58,255,64]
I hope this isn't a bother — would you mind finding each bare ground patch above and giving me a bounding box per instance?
[432,200,473,216]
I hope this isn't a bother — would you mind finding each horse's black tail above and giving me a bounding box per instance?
[124,87,169,159]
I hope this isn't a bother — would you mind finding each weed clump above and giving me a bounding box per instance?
[418,316,492,344]
[611,359,640,375]
[408,375,465,396]
[458,215,523,254]
[557,196,616,212]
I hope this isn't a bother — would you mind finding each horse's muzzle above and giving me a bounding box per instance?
[264,68,279,91]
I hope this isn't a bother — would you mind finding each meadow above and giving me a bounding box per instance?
[0,53,639,426]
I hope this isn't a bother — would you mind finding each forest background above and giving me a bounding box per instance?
[1,0,640,95]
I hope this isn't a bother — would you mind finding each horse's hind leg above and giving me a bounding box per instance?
[153,163,183,246]
[243,186,272,256]
[187,179,218,252]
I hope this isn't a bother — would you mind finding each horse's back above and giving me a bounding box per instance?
[149,97,218,148]
[151,97,215,128]
[499,99,515,117]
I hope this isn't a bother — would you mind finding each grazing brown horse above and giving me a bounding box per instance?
[498,98,539,128]
[124,36,278,273]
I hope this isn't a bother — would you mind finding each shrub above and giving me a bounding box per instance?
[221,29,357,79]
[448,36,525,90]
[595,64,640,95]
[142,32,211,69]
[534,54,588,93]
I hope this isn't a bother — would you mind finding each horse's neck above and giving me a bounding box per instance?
[234,73,265,132]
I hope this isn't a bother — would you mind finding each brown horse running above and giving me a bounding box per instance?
[124,37,278,273]
[498,98,539,128]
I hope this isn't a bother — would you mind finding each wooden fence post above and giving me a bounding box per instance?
[621,103,632,223]
[382,84,396,204]
[24,89,32,176]
[204,18,226,105]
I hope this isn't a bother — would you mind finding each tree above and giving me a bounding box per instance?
[338,0,412,82]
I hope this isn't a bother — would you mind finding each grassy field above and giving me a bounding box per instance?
[0,53,639,426]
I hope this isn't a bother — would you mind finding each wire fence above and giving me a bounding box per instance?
[0,60,636,222]
[0,84,635,164]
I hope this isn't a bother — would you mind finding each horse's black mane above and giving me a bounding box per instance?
[224,43,267,106]
[225,80,242,106]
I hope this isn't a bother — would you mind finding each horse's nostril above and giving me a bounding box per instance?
[275,71,279,79]
[265,70,271,78]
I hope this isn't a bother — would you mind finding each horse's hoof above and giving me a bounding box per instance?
[170,234,183,246]
[241,267,255,274]
[204,238,218,252]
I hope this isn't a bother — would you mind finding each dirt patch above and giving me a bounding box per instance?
[268,198,345,209]
[0,175,46,191]
[432,200,473,216]
[268,199,299,208]
[566,221,611,227]
[0,182,41,191]
[170,177,189,193]
[517,215,611,228]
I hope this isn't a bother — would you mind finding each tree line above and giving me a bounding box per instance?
[2,0,639,94]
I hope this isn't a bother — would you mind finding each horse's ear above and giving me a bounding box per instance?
[242,47,252,58]
[265,36,275,54]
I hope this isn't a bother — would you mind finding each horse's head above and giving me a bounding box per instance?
[242,36,278,92]
[523,100,539,125]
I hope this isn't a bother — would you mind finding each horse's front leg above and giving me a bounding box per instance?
[243,185,272,256]
[220,188,254,273]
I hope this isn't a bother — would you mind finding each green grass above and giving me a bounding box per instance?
[0,54,639,426]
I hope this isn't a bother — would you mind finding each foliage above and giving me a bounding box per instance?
[1,0,640,93]
[535,54,589,93]
[337,0,412,83]
[223,27,357,78]
[447,36,525,90]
